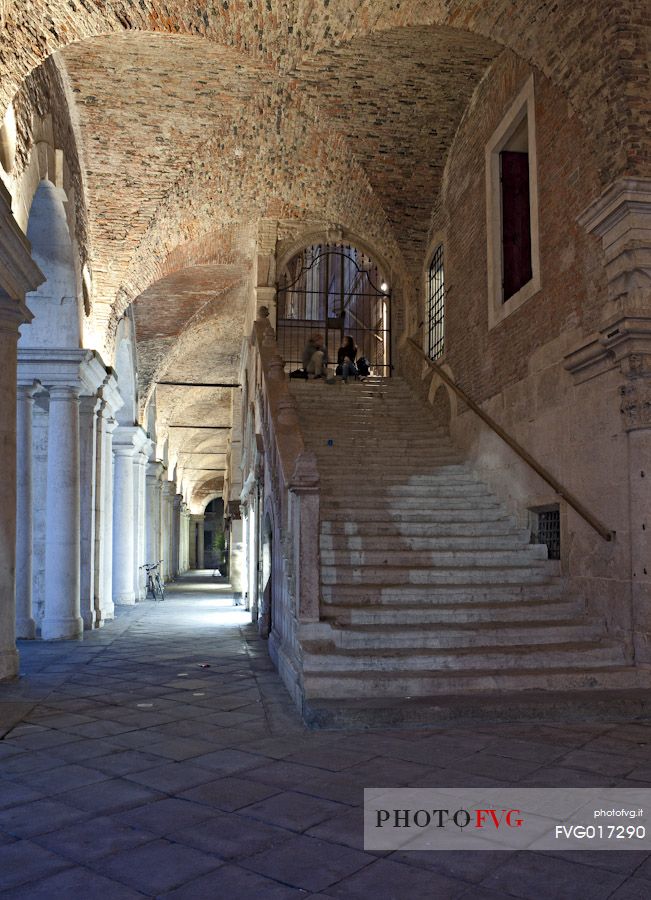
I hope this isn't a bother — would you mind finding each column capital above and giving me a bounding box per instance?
[99,369,124,418]
[147,460,166,482]
[48,384,81,401]
[16,380,40,400]
[113,424,149,454]
[17,348,99,392]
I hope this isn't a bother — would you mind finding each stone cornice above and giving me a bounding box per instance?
[578,177,651,307]
[113,424,149,454]
[17,348,96,389]
[578,178,651,237]
[564,315,651,383]
[0,183,44,302]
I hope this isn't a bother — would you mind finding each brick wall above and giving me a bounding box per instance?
[415,51,607,404]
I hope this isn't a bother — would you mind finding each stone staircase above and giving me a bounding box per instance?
[289,376,647,725]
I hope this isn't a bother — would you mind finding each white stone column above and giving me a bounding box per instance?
[196,515,206,569]
[133,439,151,600]
[42,384,83,640]
[0,185,43,674]
[100,416,117,620]
[161,480,174,581]
[16,382,38,639]
[112,432,137,606]
[79,395,100,629]
[146,461,164,572]
[31,396,48,630]
[229,518,245,597]
[172,494,182,577]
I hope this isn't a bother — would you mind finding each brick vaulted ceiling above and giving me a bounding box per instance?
[6,1,641,499]
[52,25,500,497]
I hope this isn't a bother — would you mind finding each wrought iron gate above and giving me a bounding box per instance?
[276,243,391,377]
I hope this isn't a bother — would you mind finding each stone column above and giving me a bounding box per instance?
[172,494,182,577]
[197,515,205,569]
[15,382,38,639]
[229,518,245,597]
[133,440,151,600]
[0,300,25,674]
[100,416,117,620]
[0,183,43,675]
[189,515,198,569]
[42,384,83,640]
[112,432,137,606]
[161,480,175,581]
[79,395,100,629]
[146,461,165,572]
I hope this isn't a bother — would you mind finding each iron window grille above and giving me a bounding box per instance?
[276,242,391,376]
[531,505,560,560]
[427,244,445,360]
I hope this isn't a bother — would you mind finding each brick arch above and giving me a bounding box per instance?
[2,3,642,184]
[107,85,404,344]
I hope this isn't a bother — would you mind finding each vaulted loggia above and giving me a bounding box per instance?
[0,2,649,722]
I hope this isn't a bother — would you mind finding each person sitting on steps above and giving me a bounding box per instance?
[302,333,328,379]
[336,334,359,383]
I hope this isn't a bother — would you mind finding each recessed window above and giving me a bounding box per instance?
[485,76,541,329]
[530,504,561,560]
[427,244,445,360]
[500,116,532,302]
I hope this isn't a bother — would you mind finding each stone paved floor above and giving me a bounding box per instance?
[1,574,651,898]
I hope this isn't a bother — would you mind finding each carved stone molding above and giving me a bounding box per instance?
[564,315,651,384]
[620,379,651,432]
[578,177,651,307]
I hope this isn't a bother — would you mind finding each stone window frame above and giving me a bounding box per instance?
[485,74,542,330]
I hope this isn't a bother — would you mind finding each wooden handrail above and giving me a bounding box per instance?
[406,337,614,542]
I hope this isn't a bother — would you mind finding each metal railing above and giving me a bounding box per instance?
[406,336,614,542]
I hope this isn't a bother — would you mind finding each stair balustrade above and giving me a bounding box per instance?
[251,316,321,633]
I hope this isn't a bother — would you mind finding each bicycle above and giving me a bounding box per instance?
[140,560,165,601]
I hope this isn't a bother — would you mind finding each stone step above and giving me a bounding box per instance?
[302,682,651,727]
[318,471,478,484]
[324,598,582,625]
[322,509,518,526]
[320,582,564,605]
[320,483,494,499]
[321,497,504,513]
[316,618,604,650]
[320,532,533,551]
[321,565,550,586]
[320,546,548,567]
[302,640,627,673]
[320,519,520,537]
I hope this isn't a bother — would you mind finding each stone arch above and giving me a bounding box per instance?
[276,226,394,288]
[19,178,80,350]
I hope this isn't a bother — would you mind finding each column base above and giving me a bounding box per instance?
[115,591,135,606]
[16,618,36,640]
[99,600,115,622]
[82,610,97,630]
[41,616,84,641]
[0,647,19,681]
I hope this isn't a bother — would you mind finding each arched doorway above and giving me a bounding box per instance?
[276,242,391,377]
